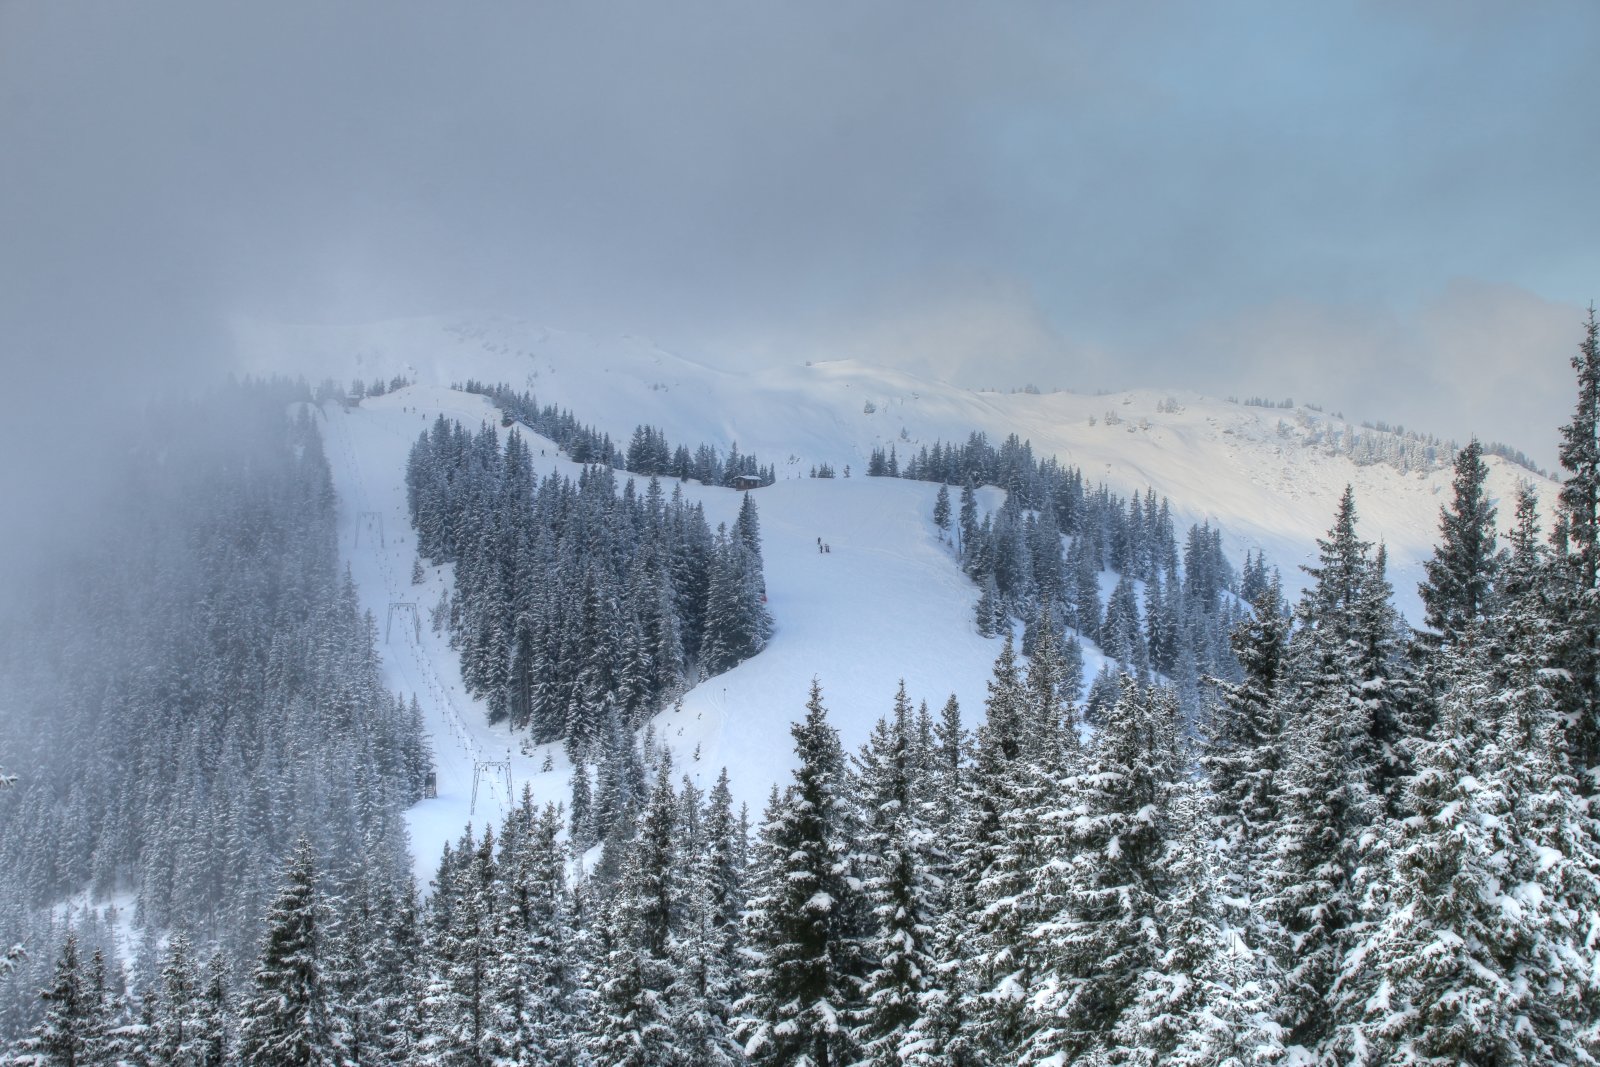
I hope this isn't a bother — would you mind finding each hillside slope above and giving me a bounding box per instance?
[240,314,1559,624]
[322,384,1042,886]
[269,314,1562,882]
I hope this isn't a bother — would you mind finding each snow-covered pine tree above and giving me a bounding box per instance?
[909,694,974,1064]
[1102,574,1147,673]
[591,709,647,870]
[417,828,497,1067]
[926,695,967,881]
[1181,521,1229,612]
[933,484,952,541]
[1023,677,1187,1065]
[966,514,995,590]
[490,797,583,1066]
[93,943,151,1067]
[323,862,379,1067]
[961,677,1071,1060]
[1500,703,1600,1066]
[702,524,773,677]
[368,881,426,1067]
[949,634,1027,1033]
[1328,638,1537,1065]
[1114,492,1142,578]
[1354,543,1426,811]
[1159,824,1285,1067]
[736,679,867,1067]
[614,616,654,730]
[1020,612,1073,762]
[1080,663,1117,726]
[562,764,592,852]
[1270,639,1385,1048]
[1297,486,1369,647]
[236,838,345,1067]
[990,502,1034,606]
[670,768,747,1066]
[588,762,683,1067]
[853,683,942,1065]
[1197,576,1290,1011]
[1267,686,1374,1056]
[0,941,20,982]
[1108,781,1282,1066]
[1554,308,1600,789]
[968,613,1090,1057]
[150,933,207,1067]
[568,567,625,759]
[16,934,94,1067]
[325,851,424,1067]
[1022,514,1056,609]
[958,480,979,558]
[974,575,1003,638]
[195,951,232,1067]
[1417,438,1498,649]
[1066,528,1103,642]
[1260,488,1407,1054]
[1238,549,1272,606]
[1488,488,1600,1063]
[1144,569,1180,676]
[736,491,765,569]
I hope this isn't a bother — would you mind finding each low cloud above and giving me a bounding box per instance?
[1182,281,1580,469]
[1,1,1595,572]
[722,276,1093,388]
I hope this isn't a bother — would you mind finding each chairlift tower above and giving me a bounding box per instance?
[386,602,421,643]
[471,754,513,815]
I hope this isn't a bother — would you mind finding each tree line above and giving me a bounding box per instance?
[460,380,776,488]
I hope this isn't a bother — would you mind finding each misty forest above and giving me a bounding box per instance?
[0,315,1597,1066]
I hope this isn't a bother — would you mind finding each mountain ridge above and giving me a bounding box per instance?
[235,313,1559,626]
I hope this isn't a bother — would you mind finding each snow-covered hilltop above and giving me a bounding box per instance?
[236,314,1557,624]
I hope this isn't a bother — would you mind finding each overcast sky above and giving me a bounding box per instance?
[2,0,1597,529]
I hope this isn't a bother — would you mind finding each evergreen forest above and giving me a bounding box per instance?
[0,380,427,1043]
[7,316,1600,1065]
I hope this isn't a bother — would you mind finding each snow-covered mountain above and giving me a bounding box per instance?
[238,314,1556,621]
[235,314,1557,884]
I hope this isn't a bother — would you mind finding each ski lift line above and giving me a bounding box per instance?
[335,408,498,784]
[330,415,470,765]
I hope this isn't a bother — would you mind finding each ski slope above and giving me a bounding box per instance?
[244,314,1562,886]
[320,385,1039,889]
